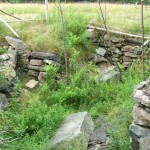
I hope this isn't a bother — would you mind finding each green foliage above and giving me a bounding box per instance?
[45,65,58,89]
[0,48,7,54]
[1,50,149,149]
[0,96,68,149]
[64,13,88,48]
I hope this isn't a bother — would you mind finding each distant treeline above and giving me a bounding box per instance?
[0,0,150,4]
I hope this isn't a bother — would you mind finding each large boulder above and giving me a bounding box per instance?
[5,36,25,50]
[50,112,94,150]
[0,93,9,110]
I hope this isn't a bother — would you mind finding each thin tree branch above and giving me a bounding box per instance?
[141,0,145,77]
[0,9,22,20]
[0,17,19,38]
[58,0,69,84]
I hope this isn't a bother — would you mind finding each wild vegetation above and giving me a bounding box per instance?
[0,3,150,52]
[0,2,150,150]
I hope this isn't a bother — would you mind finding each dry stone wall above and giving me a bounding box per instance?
[129,77,150,150]
[88,26,150,69]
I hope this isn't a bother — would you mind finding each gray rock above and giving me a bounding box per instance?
[25,80,39,89]
[8,54,17,65]
[129,123,150,150]
[123,56,132,62]
[95,48,106,56]
[122,62,131,68]
[19,58,29,65]
[134,79,150,107]
[0,93,9,110]
[124,52,137,58]
[115,43,122,48]
[101,66,116,75]
[50,112,94,150]
[132,105,150,127]
[111,36,125,43]
[87,29,95,38]
[29,52,61,63]
[134,90,150,108]
[5,36,25,50]
[27,64,45,72]
[102,71,120,82]
[89,127,107,146]
[28,70,39,77]
[38,72,46,83]
[134,78,150,91]
[112,57,121,62]
[17,49,26,55]
[121,45,134,52]
[8,46,17,64]
[29,59,43,66]
[0,54,10,61]
[104,34,111,41]
[92,54,107,64]
[108,47,122,55]
[43,59,61,67]
[139,137,150,150]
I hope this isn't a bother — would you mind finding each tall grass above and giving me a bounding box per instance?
[0,3,149,52]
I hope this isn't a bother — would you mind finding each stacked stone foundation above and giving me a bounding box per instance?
[129,77,150,150]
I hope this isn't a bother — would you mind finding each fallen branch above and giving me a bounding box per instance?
[0,9,21,20]
[0,19,45,24]
[88,25,150,39]
[0,17,19,38]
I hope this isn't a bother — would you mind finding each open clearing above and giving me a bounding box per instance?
[0,3,150,51]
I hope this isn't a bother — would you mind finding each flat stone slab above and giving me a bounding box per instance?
[95,48,106,56]
[28,52,61,63]
[27,64,45,72]
[43,59,61,67]
[29,59,43,66]
[5,36,25,50]
[50,112,94,150]
[25,80,39,89]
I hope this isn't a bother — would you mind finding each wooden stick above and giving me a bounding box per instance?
[0,17,19,38]
[45,0,49,23]
[141,0,145,77]
[0,19,45,24]
[0,9,21,20]
[88,25,149,39]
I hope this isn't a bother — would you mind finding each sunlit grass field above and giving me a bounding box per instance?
[0,3,150,51]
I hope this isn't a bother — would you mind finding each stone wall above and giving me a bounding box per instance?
[129,77,150,150]
[88,26,150,69]
[26,51,62,85]
[1,36,62,89]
